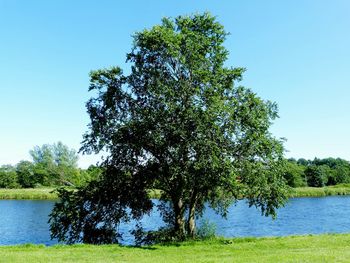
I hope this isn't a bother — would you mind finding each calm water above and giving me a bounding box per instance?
[1,196,350,245]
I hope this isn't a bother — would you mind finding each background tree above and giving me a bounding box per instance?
[30,142,78,168]
[305,165,329,187]
[16,161,36,188]
[283,160,306,187]
[0,165,20,188]
[0,143,99,189]
[311,158,350,185]
[30,142,79,186]
[331,164,350,185]
[50,13,288,244]
[297,158,309,166]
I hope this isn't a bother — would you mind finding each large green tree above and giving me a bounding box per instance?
[50,13,288,244]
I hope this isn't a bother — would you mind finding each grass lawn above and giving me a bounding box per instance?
[0,234,349,262]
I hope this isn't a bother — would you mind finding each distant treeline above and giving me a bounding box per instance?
[0,142,101,189]
[1,143,349,190]
[283,158,350,187]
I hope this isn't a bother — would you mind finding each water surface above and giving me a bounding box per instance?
[1,196,349,245]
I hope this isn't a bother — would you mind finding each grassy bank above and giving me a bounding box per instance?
[1,184,350,200]
[150,186,350,199]
[290,184,350,197]
[0,188,57,200]
[0,234,350,262]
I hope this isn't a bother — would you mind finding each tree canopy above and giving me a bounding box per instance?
[30,142,78,168]
[29,142,79,186]
[49,13,288,244]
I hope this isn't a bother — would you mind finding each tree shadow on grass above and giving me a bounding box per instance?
[124,245,157,250]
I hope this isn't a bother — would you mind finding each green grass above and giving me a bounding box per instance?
[0,188,58,200]
[1,185,350,200]
[290,184,350,197]
[0,234,350,262]
[149,186,350,199]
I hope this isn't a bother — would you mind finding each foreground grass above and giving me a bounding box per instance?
[0,234,350,262]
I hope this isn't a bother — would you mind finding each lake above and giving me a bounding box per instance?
[1,196,350,245]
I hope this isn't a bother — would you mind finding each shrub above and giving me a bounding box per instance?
[196,219,216,240]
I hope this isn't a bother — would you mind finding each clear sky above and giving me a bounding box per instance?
[1,0,349,168]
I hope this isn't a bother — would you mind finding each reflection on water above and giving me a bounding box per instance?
[1,196,350,245]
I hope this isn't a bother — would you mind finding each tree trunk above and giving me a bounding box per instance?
[187,202,196,237]
[174,197,185,239]
[187,193,197,238]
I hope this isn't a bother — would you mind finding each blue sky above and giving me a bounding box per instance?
[1,0,349,167]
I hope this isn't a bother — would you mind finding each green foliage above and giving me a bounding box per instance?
[0,165,20,188]
[296,158,309,166]
[85,165,103,181]
[331,165,350,185]
[50,13,288,244]
[304,165,328,187]
[49,170,152,244]
[283,157,350,188]
[30,141,78,168]
[283,161,306,187]
[0,142,97,189]
[16,161,36,188]
[28,142,85,187]
[321,158,350,185]
[196,219,216,240]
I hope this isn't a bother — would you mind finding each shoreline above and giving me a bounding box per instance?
[289,184,350,197]
[0,188,58,200]
[1,185,350,200]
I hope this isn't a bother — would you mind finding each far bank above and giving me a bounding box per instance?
[1,184,350,200]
